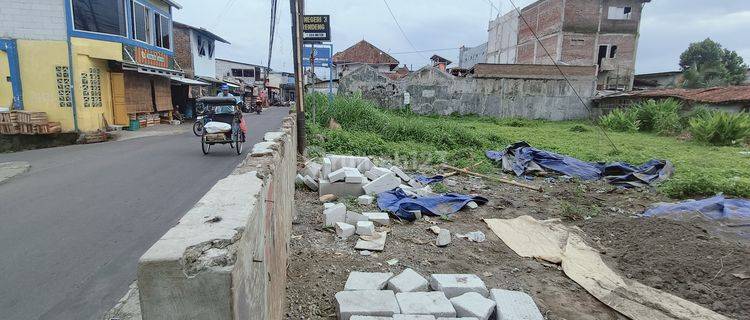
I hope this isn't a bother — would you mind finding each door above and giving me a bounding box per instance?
[0,50,12,108]
[110,72,128,125]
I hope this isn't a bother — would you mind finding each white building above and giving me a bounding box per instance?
[215,58,269,89]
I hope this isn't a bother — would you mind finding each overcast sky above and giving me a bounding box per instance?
[173,0,750,74]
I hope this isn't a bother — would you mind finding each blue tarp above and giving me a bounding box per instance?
[644,195,750,221]
[414,175,445,185]
[377,188,488,221]
[486,141,674,187]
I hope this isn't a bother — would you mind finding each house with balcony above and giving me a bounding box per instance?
[0,0,184,132]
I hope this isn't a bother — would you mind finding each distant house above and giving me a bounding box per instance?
[485,0,651,91]
[430,55,452,72]
[594,86,750,116]
[172,21,230,116]
[215,58,269,91]
[633,71,683,89]
[333,40,399,78]
[458,43,487,69]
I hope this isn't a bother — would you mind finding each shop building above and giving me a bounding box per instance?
[0,0,184,132]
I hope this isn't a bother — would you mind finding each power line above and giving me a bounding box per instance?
[382,0,425,59]
[504,0,619,152]
[389,47,461,55]
[211,0,239,28]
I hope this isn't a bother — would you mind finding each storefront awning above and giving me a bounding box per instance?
[196,76,224,84]
[170,75,209,86]
[225,82,241,88]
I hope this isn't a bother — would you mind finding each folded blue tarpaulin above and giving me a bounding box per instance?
[377,188,488,221]
[486,141,673,187]
[643,195,750,221]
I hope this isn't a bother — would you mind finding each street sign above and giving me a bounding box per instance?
[302,15,331,42]
[302,45,332,67]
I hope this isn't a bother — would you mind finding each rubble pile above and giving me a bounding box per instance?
[335,270,544,320]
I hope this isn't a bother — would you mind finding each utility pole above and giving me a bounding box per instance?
[290,0,305,154]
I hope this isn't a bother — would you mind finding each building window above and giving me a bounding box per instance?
[154,13,171,49]
[72,0,127,36]
[231,69,243,77]
[608,6,632,20]
[609,45,618,58]
[208,42,215,58]
[56,66,72,108]
[197,36,207,56]
[242,69,254,78]
[132,1,151,43]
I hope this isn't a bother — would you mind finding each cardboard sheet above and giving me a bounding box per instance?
[485,216,731,320]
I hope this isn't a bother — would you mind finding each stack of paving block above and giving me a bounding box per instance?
[297,155,425,198]
[0,111,60,135]
[336,270,545,320]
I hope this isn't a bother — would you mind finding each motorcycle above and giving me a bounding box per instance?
[193,115,206,136]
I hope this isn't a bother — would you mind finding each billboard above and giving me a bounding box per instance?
[302,45,332,67]
[302,15,330,42]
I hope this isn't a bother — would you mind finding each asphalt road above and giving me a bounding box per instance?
[0,107,290,320]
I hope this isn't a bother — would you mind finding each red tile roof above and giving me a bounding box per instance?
[333,40,399,66]
[597,86,750,104]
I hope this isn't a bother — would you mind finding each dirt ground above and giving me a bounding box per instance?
[284,173,750,320]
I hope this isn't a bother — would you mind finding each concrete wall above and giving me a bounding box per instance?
[0,0,67,41]
[486,11,519,64]
[339,65,595,120]
[137,115,297,320]
[191,32,219,79]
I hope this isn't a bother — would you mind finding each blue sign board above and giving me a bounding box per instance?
[303,45,332,67]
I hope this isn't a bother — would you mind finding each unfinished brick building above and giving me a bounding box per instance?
[486,0,650,91]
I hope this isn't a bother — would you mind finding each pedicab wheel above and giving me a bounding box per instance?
[201,134,210,155]
[235,132,244,155]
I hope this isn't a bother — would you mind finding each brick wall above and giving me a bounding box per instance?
[599,0,645,34]
[474,63,597,79]
[561,33,596,65]
[172,27,194,78]
[563,0,602,33]
[0,0,67,40]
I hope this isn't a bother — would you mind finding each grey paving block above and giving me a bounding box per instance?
[449,292,496,320]
[336,290,400,320]
[363,212,390,226]
[324,203,347,227]
[396,292,456,317]
[345,272,394,290]
[363,173,401,195]
[319,179,366,197]
[388,268,429,293]
[350,317,393,320]
[429,274,488,299]
[436,318,479,320]
[490,289,543,320]
[346,211,369,224]
[393,315,435,320]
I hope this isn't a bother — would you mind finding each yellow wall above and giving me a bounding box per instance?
[16,40,76,131]
[72,38,121,131]
[16,38,123,132]
[0,50,12,108]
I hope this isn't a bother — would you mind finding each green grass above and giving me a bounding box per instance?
[304,94,750,198]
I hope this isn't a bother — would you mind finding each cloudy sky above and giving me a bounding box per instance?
[173,0,750,74]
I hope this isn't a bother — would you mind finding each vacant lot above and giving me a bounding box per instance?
[305,94,750,198]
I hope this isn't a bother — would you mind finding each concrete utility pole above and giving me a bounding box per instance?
[290,0,305,153]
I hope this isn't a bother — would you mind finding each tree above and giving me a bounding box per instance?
[679,38,748,88]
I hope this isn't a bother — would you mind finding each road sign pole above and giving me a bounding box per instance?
[290,0,305,154]
[310,43,316,123]
[328,44,334,107]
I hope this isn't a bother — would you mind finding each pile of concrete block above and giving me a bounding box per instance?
[335,270,544,320]
[325,201,392,252]
[297,155,429,198]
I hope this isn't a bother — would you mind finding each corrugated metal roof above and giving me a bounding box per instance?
[596,86,750,104]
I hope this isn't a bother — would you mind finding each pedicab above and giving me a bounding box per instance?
[197,97,247,155]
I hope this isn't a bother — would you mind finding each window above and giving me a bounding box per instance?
[609,45,618,58]
[132,1,151,43]
[208,42,215,58]
[242,69,254,78]
[197,36,206,56]
[597,45,608,66]
[153,13,171,49]
[231,69,244,77]
[72,0,127,36]
[608,6,632,20]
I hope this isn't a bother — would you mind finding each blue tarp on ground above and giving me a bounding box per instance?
[486,141,674,187]
[414,175,445,185]
[644,195,750,221]
[377,188,488,221]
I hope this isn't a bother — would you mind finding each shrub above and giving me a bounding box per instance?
[681,105,712,127]
[600,108,640,132]
[689,110,750,145]
[634,99,683,134]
